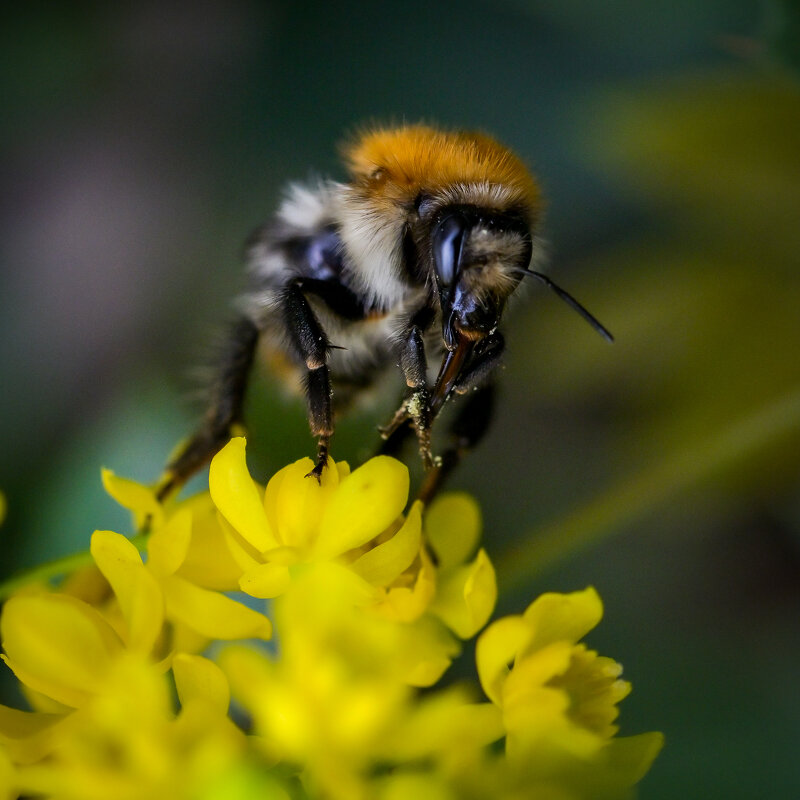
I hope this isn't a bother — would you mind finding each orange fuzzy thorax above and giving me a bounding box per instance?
[342,125,542,217]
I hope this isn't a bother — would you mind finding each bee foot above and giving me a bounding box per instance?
[304,461,325,483]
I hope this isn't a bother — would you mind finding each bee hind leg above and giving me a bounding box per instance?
[157,316,260,501]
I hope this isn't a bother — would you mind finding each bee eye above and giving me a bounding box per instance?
[432,213,468,287]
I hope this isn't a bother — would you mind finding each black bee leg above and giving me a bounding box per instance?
[402,325,435,468]
[378,410,414,458]
[418,383,496,505]
[380,324,434,468]
[416,333,504,504]
[282,282,334,481]
[378,404,412,449]
[158,316,260,500]
[305,366,333,480]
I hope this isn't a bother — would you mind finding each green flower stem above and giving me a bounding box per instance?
[497,387,800,590]
[0,532,149,602]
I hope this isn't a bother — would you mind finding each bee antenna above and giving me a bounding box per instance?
[515,269,614,343]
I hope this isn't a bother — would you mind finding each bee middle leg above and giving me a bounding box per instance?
[281,281,334,480]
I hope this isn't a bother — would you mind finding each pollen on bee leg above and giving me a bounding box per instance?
[405,389,434,470]
[406,392,423,418]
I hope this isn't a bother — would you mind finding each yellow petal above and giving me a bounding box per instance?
[376,547,437,623]
[430,548,497,639]
[0,656,86,711]
[209,438,278,552]
[503,683,593,760]
[173,494,244,591]
[218,513,262,573]
[239,563,291,599]
[160,574,272,640]
[259,546,303,566]
[267,457,340,550]
[101,468,164,529]
[521,587,603,653]
[0,740,13,796]
[424,492,481,569]
[90,530,164,654]
[601,732,666,786]
[350,501,422,586]
[315,456,409,560]
[262,458,290,535]
[169,620,211,656]
[0,704,62,765]
[217,645,274,710]
[502,642,574,711]
[147,506,192,577]
[400,618,461,688]
[377,690,503,760]
[59,564,110,606]
[377,773,454,800]
[0,594,121,708]
[18,686,70,715]
[475,614,530,706]
[172,653,230,714]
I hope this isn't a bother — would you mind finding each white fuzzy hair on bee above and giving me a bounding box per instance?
[158,124,611,502]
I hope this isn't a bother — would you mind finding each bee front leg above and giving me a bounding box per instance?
[380,324,434,469]
[282,282,334,481]
[417,332,505,503]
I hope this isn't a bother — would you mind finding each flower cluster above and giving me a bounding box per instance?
[0,439,662,799]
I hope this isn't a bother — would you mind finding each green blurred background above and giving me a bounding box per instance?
[2,1,799,796]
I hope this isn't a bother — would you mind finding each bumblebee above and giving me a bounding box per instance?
[160,125,611,500]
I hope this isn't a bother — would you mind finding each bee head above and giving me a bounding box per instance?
[430,205,532,350]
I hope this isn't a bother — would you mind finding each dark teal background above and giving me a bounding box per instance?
[2,2,799,797]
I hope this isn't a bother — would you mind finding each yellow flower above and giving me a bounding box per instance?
[211,439,496,639]
[0,444,662,799]
[100,471,271,650]
[208,438,497,685]
[1,594,124,709]
[424,492,497,639]
[8,654,252,800]
[476,587,664,794]
[0,530,270,718]
[210,438,419,598]
[221,562,494,800]
[102,470,244,592]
